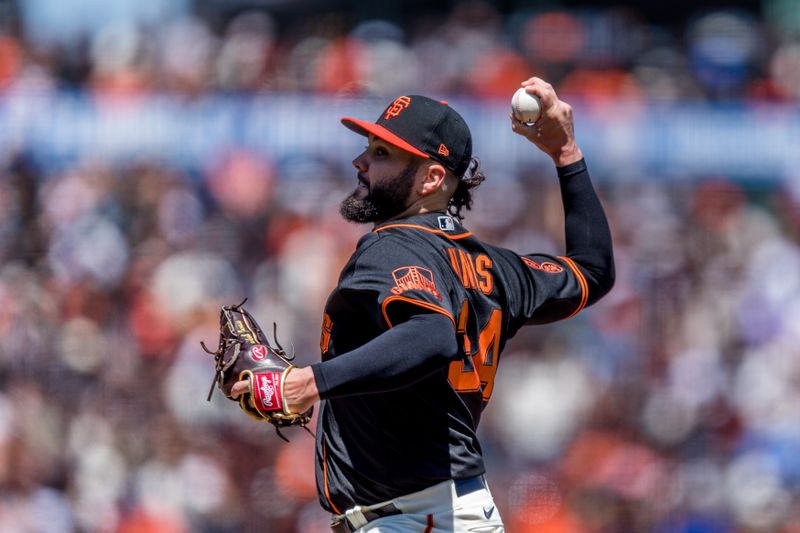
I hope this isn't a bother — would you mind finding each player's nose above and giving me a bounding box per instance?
[352,150,368,172]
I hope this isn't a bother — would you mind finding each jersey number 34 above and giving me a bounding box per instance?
[447,302,502,402]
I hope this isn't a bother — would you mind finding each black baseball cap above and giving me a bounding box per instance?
[341,95,473,177]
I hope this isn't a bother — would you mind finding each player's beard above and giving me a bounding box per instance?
[340,161,418,223]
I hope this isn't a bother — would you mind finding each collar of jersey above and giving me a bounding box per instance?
[372,213,472,239]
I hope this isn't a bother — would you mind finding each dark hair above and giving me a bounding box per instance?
[448,158,486,220]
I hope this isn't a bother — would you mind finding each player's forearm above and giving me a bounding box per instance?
[558,158,615,305]
[310,313,458,399]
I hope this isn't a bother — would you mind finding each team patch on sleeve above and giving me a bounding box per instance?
[522,257,564,273]
[390,266,442,299]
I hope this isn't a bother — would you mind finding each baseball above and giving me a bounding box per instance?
[511,88,542,124]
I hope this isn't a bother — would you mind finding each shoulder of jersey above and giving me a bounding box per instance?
[353,230,406,256]
[356,230,414,253]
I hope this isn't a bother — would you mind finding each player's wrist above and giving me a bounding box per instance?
[310,362,330,400]
[556,157,587,179]
[552,144,583,168]
[284,366,320,413]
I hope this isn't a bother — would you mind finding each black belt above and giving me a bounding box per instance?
[330,475,487,533]
[454,474,487,497]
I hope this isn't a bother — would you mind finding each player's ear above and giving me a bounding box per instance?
[419,162,447,196]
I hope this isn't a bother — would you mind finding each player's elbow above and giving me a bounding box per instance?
[586,258,615,306]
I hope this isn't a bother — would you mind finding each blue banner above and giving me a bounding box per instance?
[0,92,797,181]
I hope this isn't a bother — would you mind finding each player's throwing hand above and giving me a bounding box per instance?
[510,77,583,167]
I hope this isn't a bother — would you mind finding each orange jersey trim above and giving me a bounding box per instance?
[558,256,588,319]
[373,224,473,240]
[322,441,342,515]
[381,295,456,330]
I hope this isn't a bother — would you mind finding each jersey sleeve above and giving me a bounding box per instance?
[491,246,590,330]
[338,234,458,330]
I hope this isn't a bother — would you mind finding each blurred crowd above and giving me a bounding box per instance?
[0,0,799,532]
[1,0,799,102]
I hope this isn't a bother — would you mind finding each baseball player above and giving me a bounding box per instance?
[233,77,614,532]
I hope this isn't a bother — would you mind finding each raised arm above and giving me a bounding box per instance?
[511,77,615,306]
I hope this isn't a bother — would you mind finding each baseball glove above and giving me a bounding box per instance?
[202,299,312,441]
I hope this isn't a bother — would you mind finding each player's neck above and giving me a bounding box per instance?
[376,198,448,226]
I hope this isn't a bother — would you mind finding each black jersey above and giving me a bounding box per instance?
[310,159,613,513]
[313,216,589,511]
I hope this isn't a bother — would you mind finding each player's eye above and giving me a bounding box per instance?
[374,146,388,156]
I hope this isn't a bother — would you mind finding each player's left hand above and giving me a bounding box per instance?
[510,77,583,167]
[231,366,319,415]
[202,301,313,439]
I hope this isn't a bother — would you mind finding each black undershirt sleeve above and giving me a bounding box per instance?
[311,312,458,399]
[558,158,615,305]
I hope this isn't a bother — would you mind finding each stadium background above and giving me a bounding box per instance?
[0,0,799,531]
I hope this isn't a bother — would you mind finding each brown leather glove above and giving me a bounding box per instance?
[202,300,312,440]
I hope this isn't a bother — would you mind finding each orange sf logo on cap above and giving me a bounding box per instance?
[384,96,412,120]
